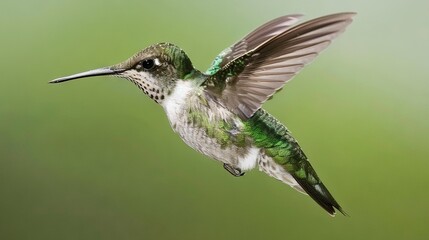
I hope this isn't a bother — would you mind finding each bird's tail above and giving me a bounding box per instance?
[246,109,345,215]
[258,151,346,216]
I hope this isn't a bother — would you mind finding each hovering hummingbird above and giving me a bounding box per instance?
[51,13,355,215]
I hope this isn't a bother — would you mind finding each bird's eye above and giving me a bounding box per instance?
[141,59,155,70]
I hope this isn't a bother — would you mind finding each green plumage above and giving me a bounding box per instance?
[187,109,246,148]
[245,109,345,215]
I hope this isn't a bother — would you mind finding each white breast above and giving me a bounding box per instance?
[161,80,258,172]
[162,80,194,124]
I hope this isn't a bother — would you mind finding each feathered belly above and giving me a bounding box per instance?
[172,111,258,170]
[161,81,259,171]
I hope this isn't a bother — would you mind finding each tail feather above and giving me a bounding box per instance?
[294,177,346,216]
[246,109,345,215]
[258,152,346,216]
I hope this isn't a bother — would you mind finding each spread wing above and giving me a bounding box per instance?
[204,13,356,119]
[205,14,302,75]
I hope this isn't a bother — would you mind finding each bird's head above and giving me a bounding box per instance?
[50,43,195,104]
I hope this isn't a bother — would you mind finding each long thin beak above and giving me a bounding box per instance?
[49,67,126,84]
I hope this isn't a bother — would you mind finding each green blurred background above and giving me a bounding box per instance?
[1,0,428,239]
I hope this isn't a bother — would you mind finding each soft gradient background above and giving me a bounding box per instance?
[1,0,428,239]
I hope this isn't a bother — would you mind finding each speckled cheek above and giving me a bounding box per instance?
[129,72,166,104]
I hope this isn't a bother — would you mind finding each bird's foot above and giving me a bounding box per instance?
[223,163,245,177]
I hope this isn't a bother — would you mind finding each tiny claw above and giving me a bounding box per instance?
[223,163,245,177]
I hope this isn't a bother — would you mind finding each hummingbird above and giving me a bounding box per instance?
[50,12,355,215]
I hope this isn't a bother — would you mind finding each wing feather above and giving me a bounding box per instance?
[205,15,302,75]
[205,13,355,119]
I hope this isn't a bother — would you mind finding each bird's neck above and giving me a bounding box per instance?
[162,80,197,124]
